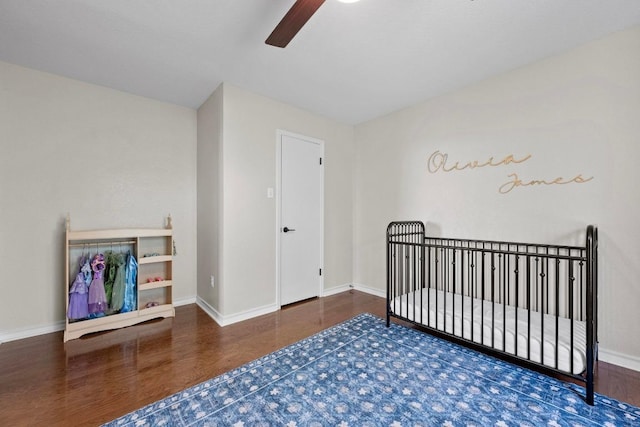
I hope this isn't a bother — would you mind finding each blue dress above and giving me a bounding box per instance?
[121,253,138,313]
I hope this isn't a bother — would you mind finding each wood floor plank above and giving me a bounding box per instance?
[0,291,638,426]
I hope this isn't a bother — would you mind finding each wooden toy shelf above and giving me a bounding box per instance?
[64,216,175,342]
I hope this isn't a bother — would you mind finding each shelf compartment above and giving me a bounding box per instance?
[138,285,172,309]
[139,303,175,317]
[139,280,172,291]
[138,255,172,265]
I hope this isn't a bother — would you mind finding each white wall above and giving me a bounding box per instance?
[0,61,198,340]
[353,26,640,368]
[197,85,223,313]
[210,83,355,320]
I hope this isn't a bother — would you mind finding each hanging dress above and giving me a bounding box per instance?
[67,256,89,320]
[87,253,108,315]
[121,253,138,313]
[103,251,117,307]
[110,253,126,312]
[81,255,92,287]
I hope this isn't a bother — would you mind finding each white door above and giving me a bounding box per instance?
[278,131,323,306]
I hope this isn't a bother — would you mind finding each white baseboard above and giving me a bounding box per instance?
[0,294,198,345]
[200,284,376,327]
[323,283,385,299]
[195,296,224,325]
[0,321,65,344]
[196,297,279,327]
[599,347,640,372]
[174,296,197,307]
[351,282,385,298]
[322,283,352,297]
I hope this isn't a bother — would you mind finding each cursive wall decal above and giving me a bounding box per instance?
[498,173,594,194]
[426,150,594,194]
[427,150,532,174]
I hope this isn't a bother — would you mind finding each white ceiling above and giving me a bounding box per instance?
[1,0,639,124]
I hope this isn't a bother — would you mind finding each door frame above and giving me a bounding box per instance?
[275,129,324,308]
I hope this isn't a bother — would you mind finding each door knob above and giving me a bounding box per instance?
[283,226,296,233]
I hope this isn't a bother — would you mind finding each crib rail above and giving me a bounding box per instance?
[386,221,598,405]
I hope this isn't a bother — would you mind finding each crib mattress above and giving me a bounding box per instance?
[391,288,587,375]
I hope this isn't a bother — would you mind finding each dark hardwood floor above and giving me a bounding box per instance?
[0,290,638,426]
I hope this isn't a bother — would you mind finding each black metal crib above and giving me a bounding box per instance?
[386,221,598,405]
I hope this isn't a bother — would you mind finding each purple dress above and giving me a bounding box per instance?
[87,253,108,315]
[67,256,90,320]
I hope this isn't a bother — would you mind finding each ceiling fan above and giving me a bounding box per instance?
[265,0,326,48]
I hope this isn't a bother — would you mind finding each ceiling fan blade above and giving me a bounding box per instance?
[266,0,326,48]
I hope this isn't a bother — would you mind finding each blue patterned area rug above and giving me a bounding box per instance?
[104,313,639,426]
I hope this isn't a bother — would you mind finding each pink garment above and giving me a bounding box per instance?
[87,253,108,314]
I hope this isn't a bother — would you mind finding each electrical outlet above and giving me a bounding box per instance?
[210,275,215,288]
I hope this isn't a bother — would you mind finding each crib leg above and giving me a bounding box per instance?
[586,334,595,405]
[586,356,594,405]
